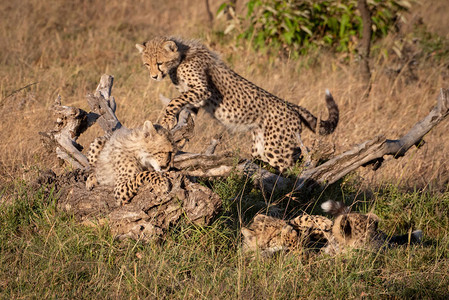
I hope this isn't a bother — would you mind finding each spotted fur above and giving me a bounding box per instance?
[321,200,422,255]
[136,36,339,172]
[241,201,422,257]
[86,120,175,205]
[241,213,333,257]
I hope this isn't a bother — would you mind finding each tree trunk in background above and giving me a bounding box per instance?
[205,0,214,24]
[357,0,373,98]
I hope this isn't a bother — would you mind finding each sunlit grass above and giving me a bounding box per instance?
[1,180,448,298]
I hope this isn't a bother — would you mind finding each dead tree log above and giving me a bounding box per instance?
[39,96,97,169]
[41,74,449,240]
[40,75,223,241]
[86,75,122,134]
[49,170,221,241]
[291,88,449,192]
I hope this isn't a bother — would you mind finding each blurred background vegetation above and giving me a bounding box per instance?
[220,0,412,56]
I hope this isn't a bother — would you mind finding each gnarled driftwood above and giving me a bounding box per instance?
[41,74,449,241]
[290,88,449,193]
[40,75,223,241]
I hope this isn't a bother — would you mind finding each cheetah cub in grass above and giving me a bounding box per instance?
[136,36,339,172]
[241,214,333,257]
[86,121,175,205]
[241,201,422,257]
[321,200,423,255]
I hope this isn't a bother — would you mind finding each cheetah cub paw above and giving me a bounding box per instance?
[152,177,172,194]
[86,174,98,191]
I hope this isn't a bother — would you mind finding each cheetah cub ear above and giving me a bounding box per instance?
[143,120,157,137]
[241,227,255,240]
[135,43,146,53]
[163,40,178,53]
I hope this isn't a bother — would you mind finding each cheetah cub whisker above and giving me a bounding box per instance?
[86,120,175,205]
[136,36,339,173]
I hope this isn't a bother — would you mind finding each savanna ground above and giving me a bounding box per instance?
[1,0,449,298]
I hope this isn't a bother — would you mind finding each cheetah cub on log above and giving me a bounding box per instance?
[86,121,175,205]
[136,36,339,172]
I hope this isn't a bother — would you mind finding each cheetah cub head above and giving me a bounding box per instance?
[133,120,175,172]
[241,214,299,258]
[136,37,181,82]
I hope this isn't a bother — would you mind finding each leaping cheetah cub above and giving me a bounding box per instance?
[242,201,422,257]
[86,121,175,205]
[136,36,339,172]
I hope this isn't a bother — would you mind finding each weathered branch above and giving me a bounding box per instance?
[86,74,122,134]
[40,75,123,169]
[42,74,449,199]
[39,96,94,169]
[43,170,221,242]
[291,88,449,191]
[204,133,223,155]
[172,151,292,191]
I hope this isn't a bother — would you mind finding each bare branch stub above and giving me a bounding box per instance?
[86,74,122,135]
[40,96,92,169]
[204,133,223,155]
[41,75,123,170]
[160,93,197,148]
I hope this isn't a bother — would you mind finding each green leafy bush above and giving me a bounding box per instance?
[220,0,412,56]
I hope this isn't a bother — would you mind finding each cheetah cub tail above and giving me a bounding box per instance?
[321,200,350,216]
[389,229,423,245]
[411,230,423,242]
[317,89,339,136]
